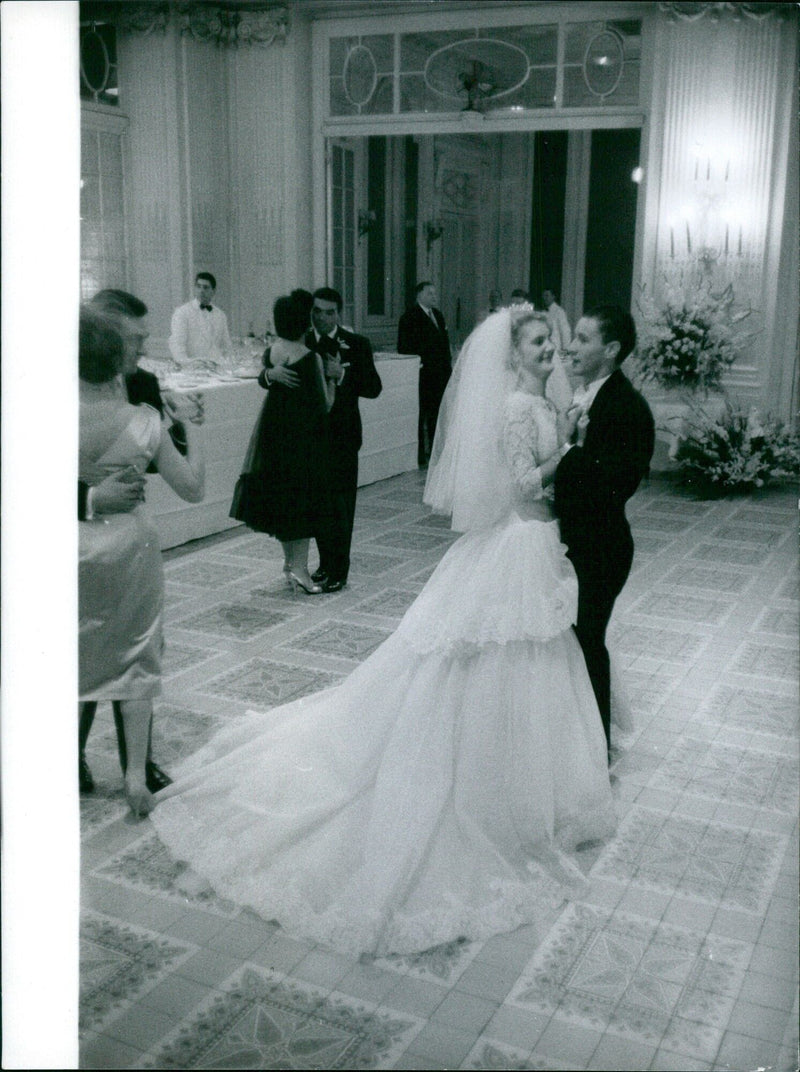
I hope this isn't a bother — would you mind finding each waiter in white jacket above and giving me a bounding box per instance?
[169,271,233,367]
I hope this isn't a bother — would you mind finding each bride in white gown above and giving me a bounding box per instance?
[151,306,618,956]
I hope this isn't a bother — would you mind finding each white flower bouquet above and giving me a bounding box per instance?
[674,399,800,494]
[635,281,753,391]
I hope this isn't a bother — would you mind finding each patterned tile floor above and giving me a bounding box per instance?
[80,470,799,1071]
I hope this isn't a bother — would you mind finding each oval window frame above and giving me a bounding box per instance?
[343,44,378,107]
[582,29,625,99]
[424,37,530,103]
[80,26,111,97]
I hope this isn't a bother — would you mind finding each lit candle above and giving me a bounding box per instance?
[694,159,699,181]
[724,224,729,256]
[686,221,692,254]
[706,158,710,181]
[737,226,742,257]
[670,226,675,259]
[724,159,729,182]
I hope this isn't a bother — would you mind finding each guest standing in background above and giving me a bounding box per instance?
[543,289,572,354]
[477,289,504,324]
[308,287,382,592]
[397,281,451,467]
[169,271,233,368]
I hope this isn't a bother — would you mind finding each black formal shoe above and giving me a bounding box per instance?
[321,577,346,593]
[79,754,95,794]
[145,761,173,793]
[311,568,328,584]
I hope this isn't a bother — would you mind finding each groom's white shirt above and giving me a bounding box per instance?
[573,373,612,415]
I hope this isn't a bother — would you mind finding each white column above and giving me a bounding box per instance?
[118,24,190,352]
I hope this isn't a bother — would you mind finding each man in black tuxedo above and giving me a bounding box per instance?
[79,289,203,794]
[554,305,654,756]
[397,281,452,466]
[307,287,382,592]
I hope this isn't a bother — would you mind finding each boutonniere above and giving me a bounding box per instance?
[337,340,350,352]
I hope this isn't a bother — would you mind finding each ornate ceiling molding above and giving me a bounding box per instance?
[177,4,289,47]
[659,2,791,22]
[80,2,290,46]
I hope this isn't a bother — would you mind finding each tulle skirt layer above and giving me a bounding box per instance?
[152,615,615,956]
[397,514,578,654]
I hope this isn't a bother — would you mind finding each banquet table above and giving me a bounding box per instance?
[143,353,421,549]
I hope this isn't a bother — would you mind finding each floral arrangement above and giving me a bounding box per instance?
[674,400,800,494]
[635,281,753,391]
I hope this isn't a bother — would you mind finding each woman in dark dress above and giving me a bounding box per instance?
[230,293,333,594]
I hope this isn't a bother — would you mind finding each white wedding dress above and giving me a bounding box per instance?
[151,388,617,957]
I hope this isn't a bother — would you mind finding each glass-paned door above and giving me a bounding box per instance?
[328,141,356,328]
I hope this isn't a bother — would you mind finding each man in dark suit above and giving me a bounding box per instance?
[79,289,203,794]
[397,281,452,466]
[554,305,655,757]
[307,287,382,592]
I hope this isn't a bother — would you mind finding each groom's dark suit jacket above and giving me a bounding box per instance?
[554,369,654,572]
[305,328,382,486]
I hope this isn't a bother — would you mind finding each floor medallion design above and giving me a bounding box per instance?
[94,832,241,915]
[144,966,422,1069]
[80,911,193,1037]
[592,807,785,912]
[506,903,750,1058]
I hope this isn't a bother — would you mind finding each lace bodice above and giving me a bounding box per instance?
[502,392,559,504]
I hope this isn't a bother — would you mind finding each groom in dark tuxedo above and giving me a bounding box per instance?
[307,287,382,592]
[554,305,654,755]
[397,281,452,466]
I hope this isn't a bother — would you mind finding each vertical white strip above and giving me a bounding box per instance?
[2,3,80,1067]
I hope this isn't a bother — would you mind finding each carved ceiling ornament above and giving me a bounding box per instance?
[80,3,290,46]
[178,3,289,47]
[659,2,790,22]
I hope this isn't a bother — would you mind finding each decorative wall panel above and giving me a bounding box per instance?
[117,25,187,346]
[647,8,791,403]
[227,42,291,335]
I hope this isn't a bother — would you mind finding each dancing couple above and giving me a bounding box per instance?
[152,302,654,956]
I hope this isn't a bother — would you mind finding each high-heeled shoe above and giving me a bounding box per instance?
[284,568,323,595]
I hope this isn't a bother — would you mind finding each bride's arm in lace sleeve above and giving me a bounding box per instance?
[503,396,572,500]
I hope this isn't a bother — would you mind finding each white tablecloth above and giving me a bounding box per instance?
[145,354,420,549]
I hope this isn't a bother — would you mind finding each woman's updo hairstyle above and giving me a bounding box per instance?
[507,305,550,371]
[273,293,311,342]
[79,304,125,383]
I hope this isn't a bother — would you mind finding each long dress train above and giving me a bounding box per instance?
[151,393,617,957]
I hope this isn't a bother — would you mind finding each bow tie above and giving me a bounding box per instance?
[200,304,212,312]
[309,334,339,357]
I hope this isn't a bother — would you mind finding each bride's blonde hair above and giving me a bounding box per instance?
[507,306,550,371]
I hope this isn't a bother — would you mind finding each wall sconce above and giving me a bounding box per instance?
[358,209,377,239]
[425,219,444,255]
